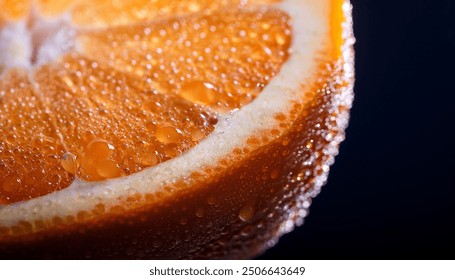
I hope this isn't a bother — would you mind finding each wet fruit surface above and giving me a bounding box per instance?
[0,59,354,259]
[0,0,355,260]
[0,1,291,204]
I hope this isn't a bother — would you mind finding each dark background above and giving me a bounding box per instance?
[259,0,455,259]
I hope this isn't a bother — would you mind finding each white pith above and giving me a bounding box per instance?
[0,0,353,228]
[0,9,76,73]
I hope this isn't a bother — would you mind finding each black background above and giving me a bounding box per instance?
[259,0,455,259]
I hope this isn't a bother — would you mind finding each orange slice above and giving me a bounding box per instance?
[0,0,354,259]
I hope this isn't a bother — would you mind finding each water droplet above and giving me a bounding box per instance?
[275,33,287,45]
[139,151,158,166]
[306,140,314,149]
[322,164,330,172]
[189,128,206,142]
[179,81,217,105]
[239,203,256,222]
[155,126,184,144]
[302,200,311,208]
[298,209,308,218]
[96,159,122,178]
[85,139,115,159]
[163,143,180,158]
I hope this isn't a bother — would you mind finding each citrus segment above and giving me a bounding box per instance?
[70,0,280,28]
[0,69,71,204]
[78,7,291,111]
[0,0,355,260]
[0,1,292,204]
[33,53,217,183]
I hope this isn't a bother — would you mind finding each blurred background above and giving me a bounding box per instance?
[260,0,455,259]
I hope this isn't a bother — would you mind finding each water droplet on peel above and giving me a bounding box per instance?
[155,126,184,144]
[239,203,256,222]
[179,80,217,105]
[189,128,206,142]
[302,200,311,208]
[163,143,180,158]
[96,159,122,178]
[85,139,115,159]
[62,76,75,89]
[298,209,308,218]
[60,153,78,174]
[142,100,163,112]
[322,164,330,172]
[292,171,304,182]
[139,151,158,166]
[306,140,314,149]
[275,33,287,45]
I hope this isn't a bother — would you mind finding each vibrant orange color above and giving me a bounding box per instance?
[330,0,345,59]
[0,1,290,203]
[0,0,31,20]
[0,0,355,259]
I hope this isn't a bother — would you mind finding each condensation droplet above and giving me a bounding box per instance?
[239,203,256,222]
[96,159,122,178]
[189,128,206,142]
[306,140,314,149]
[155,126,184,144]
[139,151,158,166]
[179,80,217,105]
[85,139,115,159]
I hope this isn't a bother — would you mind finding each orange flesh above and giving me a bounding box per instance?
[0,0,31,20]
[0,0,291,204]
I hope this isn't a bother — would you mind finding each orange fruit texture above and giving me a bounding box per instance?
[0,0,354,259]
[1,0,290,203]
